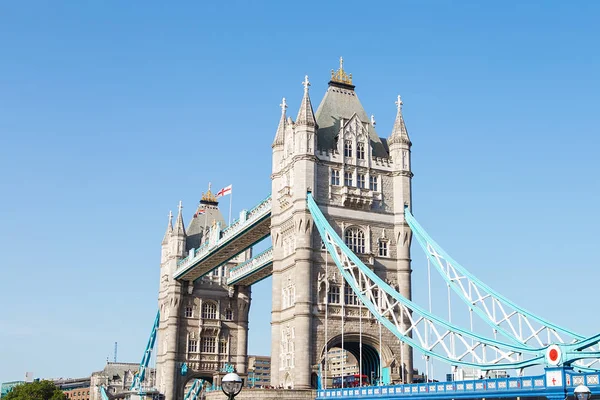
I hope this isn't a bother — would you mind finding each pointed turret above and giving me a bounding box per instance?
[272,98,287,148]
[296,75,316,127]
[162,210,173,245]
[174,201,186,237]
[388,95,411,146]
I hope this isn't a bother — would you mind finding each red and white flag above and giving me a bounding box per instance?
[216,184,232,198]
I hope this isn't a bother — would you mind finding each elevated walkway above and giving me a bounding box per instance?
[175,195,272,282]
[227,247,273,286]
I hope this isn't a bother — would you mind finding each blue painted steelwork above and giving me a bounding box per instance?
[317,367,600,399]
[405,207,600,370]
[307,193,544,370]
[99,386,110,400]
[174,195,272,280]
[227,247,273,285]
[308,193,600,370]
[183,379,204,400]
[130,310,160,392]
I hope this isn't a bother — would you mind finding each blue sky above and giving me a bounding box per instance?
[1,0,599,383]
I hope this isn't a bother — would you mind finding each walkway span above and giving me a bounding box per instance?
[175,196,272,282]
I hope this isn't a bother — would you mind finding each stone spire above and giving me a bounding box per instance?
[174,200,186,237]
[389,95,411,146]
[162,210,173,245]
[272,97,287,147]
[296,75,316,127]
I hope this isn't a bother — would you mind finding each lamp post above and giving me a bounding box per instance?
[221,372,243,400]
[575,385,592,400]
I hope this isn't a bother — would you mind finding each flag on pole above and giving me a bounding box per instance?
[216,184,232,198]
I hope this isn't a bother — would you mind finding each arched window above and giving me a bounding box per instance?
[357,142,365,159]
[344,227,365,254]
[202,302,217,319]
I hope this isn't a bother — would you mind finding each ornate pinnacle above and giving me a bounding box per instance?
[280,97,288,114]
[330,56,353,85]
[395,95,403,112]
[371,114,376,127]
[302,75,310,94]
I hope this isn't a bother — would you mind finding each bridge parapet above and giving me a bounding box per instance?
[317,375,548,399]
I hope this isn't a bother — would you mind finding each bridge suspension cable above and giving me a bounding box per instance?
[404,207,600,370]
[308,193,543,371]
[308,193,600,373]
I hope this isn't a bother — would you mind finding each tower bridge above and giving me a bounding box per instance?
[123,60,600,400]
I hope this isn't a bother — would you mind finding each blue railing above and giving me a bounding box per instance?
[318,375,547,398]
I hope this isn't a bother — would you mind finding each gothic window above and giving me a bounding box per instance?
[330,169,340,186]
[219,340,228,354]
[225,308,233,321]
[344,172,353,187]
[202,302,217,320]
[282,279,296,309]
[378,240,388,257]
[185,306,193,318]
[201,337,216,353]
[369,176,378,191]
[357,142,365,159]
[188,339,198,353]
[344,227,365,254]
[344,140,352,157]
[344,285,358,305]
[357,174,366,189]
[327,285,341,304]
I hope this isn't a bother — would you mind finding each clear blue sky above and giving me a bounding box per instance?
[1,0,599,383]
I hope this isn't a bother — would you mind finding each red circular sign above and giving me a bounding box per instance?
[549,348,559,362]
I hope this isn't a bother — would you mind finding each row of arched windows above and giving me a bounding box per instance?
[342,227,390,257]
[184,303,233,320]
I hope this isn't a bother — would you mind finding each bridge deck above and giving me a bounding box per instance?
[174,196,272,282]
[317,368,600,399]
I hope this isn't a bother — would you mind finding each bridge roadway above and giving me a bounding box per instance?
[317,367,600,400]
[174,195,272,282]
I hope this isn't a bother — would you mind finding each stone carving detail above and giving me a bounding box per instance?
[279,324,295,371]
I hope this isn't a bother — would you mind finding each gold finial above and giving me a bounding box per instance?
[330,56,353,85]
[201,182,218,203]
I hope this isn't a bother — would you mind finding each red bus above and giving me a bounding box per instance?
[332,374,369,388]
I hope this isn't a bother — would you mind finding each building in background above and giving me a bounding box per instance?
[89,362,155,400]
[247,355,271,387]
[1,381,24,398]
[326,348,359,378]
[53,377,91,400]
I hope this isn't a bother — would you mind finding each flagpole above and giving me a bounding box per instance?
[228,186,233,226]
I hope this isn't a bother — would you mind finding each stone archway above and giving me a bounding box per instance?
[321,333,394,386]
[179,373,213,398]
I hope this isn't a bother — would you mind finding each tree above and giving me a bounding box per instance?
[4,380,67,400]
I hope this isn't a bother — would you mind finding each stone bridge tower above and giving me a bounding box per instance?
[270,60,414,389]
[156,187,251,399]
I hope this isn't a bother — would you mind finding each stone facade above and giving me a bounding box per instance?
[156,190,251,399]
[155,62,415,397]
[270,63,414,389]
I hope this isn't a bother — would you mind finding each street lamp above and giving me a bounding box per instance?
[221,372,243,400]
[575,385,592,400]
